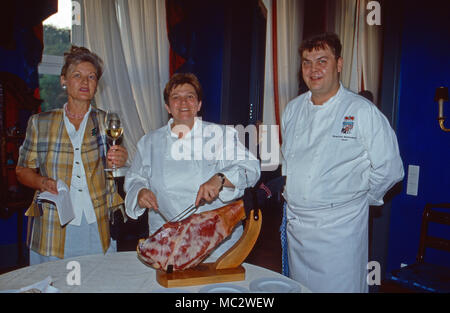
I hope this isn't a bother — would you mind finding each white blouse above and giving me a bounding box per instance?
[63,105,97,226]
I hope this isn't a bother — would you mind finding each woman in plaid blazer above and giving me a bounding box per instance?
[16,46,128,264]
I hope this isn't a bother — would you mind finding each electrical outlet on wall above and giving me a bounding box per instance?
[406,165,420,196]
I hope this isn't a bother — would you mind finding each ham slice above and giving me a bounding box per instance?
[137,200,245,271]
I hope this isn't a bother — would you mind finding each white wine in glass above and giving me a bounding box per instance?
[106,127,123,141]
[104,112,123,172]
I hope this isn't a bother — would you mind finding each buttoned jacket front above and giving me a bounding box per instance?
[18,107,123,258]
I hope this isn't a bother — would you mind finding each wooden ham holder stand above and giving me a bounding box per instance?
[155,209,262,288]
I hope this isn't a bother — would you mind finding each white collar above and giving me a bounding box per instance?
[167,117,202,139]
[63,103,92,135]
[306,83,344,108]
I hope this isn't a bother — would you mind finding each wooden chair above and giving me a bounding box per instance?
[382,203,450,293]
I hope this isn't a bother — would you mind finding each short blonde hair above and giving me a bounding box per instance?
[61,45,104,79]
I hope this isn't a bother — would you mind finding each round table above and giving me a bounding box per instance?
[0,252,310,293]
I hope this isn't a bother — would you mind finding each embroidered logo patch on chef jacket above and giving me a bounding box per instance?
[341,116,354,134]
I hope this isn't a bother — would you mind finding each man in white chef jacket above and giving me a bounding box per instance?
[281,32,404,293]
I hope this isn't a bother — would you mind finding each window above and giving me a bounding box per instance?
[38,0,84,112]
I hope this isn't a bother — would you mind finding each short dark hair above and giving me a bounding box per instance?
[299,32,342,59]
[61,45,104,79]
[163,73,203,104]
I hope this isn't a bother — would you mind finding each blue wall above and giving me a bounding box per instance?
[169,0,225,124]
[190,2,224,124]
[0,214,27,246]
[0,14,43,264]
[387,0,450,271]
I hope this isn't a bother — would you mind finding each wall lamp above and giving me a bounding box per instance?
[436,86,449,132]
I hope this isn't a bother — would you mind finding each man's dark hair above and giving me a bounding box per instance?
[299,32,342,59]
[358,90,374,102]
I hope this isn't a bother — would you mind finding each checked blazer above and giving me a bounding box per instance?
[17,107,123,259]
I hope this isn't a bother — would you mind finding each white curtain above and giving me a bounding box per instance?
[358,0,382,106]
[82,0,169,159]
[276,0,304,116]
[333,0,382,105]
[262,0,304,125]
[262,0,275,126]
[334,0,359,93]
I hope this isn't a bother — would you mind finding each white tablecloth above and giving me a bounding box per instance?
[0,252,310,293]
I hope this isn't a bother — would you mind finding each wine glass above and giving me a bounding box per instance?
[104,111,123,172]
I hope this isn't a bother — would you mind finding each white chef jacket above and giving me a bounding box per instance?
[124,118,260,261]
[63,105,97,226]
[281,84,404,292]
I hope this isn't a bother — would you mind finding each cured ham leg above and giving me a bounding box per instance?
[137,200,245,272]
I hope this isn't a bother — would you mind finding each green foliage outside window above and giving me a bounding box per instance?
[39,25,71,112]
[43,25,71,56]
[39,74,68,112]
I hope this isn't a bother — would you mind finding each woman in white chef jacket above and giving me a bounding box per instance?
[124,73,260,261]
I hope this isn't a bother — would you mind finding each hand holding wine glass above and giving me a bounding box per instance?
[105,112,123,172]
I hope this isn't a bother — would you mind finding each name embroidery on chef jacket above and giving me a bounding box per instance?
[332,115,357,141]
